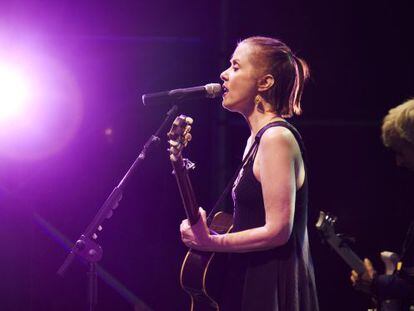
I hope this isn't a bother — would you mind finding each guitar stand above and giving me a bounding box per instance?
[57,105,179,311]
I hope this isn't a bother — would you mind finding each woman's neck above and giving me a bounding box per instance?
[244,107,284,138]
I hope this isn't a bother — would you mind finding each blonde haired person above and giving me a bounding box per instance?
[351,99,414,307]
[382,99,414,171]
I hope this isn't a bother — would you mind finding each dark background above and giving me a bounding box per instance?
[0,1,413,310]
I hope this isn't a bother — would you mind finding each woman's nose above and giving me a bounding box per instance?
[220,69,228,81]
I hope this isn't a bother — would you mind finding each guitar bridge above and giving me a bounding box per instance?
[183,158,196,170]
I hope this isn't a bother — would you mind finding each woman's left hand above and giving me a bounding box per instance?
[180,207,213,251]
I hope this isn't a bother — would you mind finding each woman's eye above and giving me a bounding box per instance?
[233,66,239,71]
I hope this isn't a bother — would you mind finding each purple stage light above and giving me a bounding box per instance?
[0,64,31,123]
[0,44,84,161]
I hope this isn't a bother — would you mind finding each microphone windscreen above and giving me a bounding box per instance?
[205,83,223,98]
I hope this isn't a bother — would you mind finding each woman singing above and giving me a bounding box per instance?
[180,36,319,311]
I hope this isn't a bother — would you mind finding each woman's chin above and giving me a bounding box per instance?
[222,99,237,111]
[222,100,249,115]
[222,102,235,112]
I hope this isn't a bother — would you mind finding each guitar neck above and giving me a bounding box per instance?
[325,234,366,274]
[171,159,199,225]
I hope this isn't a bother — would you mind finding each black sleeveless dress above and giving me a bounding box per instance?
[220,121,319,311]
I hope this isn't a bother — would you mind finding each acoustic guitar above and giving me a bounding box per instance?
[167,115,233,311]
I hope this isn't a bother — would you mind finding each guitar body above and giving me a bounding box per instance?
[180,212,233,311]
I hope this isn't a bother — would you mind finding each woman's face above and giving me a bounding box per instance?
[220,42,262,114]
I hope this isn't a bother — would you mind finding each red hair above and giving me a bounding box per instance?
[241,36,310,117]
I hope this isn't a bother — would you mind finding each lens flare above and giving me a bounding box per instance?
[0,45,83,161]
[0,64,31,123]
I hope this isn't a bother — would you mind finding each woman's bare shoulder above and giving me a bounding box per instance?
[259,126,297,150]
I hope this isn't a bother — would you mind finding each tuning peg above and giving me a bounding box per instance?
[168,140,179,147]
[325,213,337,224]
[185,133,192,142]
[185,117,193,125]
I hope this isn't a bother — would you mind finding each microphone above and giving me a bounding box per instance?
[142,83,223,106]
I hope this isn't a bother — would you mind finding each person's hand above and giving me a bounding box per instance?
[350,258,376,294]
[180,207,213,251]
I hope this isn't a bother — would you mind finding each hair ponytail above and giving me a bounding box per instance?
[290,56,310,116]
[241,36,310,117]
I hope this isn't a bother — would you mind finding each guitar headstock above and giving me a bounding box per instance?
[167,114,193,162]
[316,211,366,274]
[315,211,338,238]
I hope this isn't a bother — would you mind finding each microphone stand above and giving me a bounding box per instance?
[57,105,179,311]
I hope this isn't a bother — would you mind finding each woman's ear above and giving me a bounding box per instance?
[257,74,275,92]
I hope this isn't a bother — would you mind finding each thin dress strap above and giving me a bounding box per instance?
[255,120,308,166]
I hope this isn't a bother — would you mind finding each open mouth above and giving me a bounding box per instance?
[222,85,229,96]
